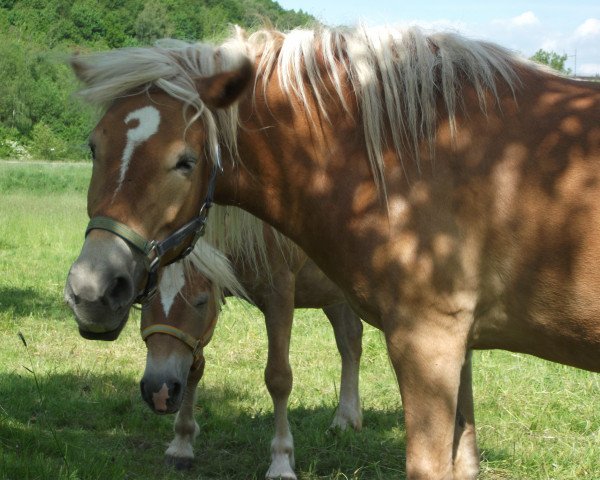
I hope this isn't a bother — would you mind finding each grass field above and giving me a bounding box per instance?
[0,161,598,479]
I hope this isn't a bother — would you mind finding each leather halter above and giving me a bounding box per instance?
[85,165,219,305]
[140,307,218,371]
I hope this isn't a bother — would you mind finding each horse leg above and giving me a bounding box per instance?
[262,284,297,480]
[452,351,479,479]
[323,303,363,431]
[165,359,205,469]
[385,310,471,480]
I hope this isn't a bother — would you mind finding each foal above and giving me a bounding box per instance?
[140,225,363,479]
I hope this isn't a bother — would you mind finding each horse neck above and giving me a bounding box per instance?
[214,86,377,289]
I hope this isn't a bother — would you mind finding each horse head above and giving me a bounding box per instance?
[140,260,219,414]
[64,50,252,339]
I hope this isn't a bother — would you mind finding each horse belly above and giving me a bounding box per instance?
[293,260,346,308]
[472,221,600,372]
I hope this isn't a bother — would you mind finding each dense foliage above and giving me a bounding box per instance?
[530,49,572,75]
[0,0,313,160]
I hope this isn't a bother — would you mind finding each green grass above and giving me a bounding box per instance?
[0,161,91,195]
[0,161,599,479]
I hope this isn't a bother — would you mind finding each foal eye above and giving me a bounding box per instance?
[174,155,196,174]
[194,292,209,308]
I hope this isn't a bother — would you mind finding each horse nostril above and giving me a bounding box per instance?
[64,281,78,307]
[140,380,153,405]
[169,381,182,400]
[65,285,81,306]
[103,275,133,311]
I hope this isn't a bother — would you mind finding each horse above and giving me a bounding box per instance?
[64,24,600,479]
[140,210,363,478]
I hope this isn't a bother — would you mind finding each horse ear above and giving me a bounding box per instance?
[196,59,253,109]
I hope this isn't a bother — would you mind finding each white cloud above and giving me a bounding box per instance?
[492,11,540,30]
[510,11,540,28]
[574,18,600,38]
[578,63,600,76]
[382,18,469,34]
[540,38,560,52]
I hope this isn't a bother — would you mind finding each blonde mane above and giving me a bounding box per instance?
[73,24,530,192]
[158,237,248,311]
[75,24,532,292]
[159,205,294,302]
[205,205,292,277]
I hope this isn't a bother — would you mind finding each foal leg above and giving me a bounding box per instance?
[323,303,363,431]
[165,359,205,469]
[452,351,479,479]
[385,311,471,480]
[262,286,297,480]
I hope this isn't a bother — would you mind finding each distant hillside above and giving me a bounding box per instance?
[0,0,314,160]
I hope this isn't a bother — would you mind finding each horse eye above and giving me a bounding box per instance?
[194,292,209,308]
[175,155,196,174]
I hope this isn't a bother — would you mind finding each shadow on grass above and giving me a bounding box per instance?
[0,286,65,318]
[0,370,412,479]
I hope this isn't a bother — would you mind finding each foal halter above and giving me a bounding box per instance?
[85,165,219,305]
[140,309,219,371]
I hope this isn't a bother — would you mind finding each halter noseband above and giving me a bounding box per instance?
[140,319,217,370]
[85,165,219,305]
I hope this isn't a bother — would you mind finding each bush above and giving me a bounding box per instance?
[29,122,68,160]
[0,126,31,159]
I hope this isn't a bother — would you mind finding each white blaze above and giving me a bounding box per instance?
[117,106,161,191]
[159,262,186,317]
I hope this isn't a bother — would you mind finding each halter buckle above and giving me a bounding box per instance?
[145,240,161,272]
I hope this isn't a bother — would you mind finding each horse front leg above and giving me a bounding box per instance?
[385,308,473,480]
[165,358,205,469]
[262,281,297,480]
[452,351,479,479]
[323,303,363,431]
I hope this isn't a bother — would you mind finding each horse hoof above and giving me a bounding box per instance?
[328,418,350,432]
[266,456,297,479]
[330,408,362,432]
[266,471,297,480]
[165,455,193,470]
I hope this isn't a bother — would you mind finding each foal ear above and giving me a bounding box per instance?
[196,59,253,109]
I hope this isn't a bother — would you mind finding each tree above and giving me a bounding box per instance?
[135,0,174,45]
[0,0,316,160]
[530,49,572,75]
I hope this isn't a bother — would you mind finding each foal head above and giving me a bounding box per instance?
[140,260,220,414]
[64,49,252,339]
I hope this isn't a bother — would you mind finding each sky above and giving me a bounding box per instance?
[277,1,600,76]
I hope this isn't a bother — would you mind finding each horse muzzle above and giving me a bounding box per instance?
[64,231,144,339]
[140,377,185,414]
[140,351,194,414]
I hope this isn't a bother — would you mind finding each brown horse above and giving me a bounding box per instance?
[140,213,362,477]
[65,25,600,478]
